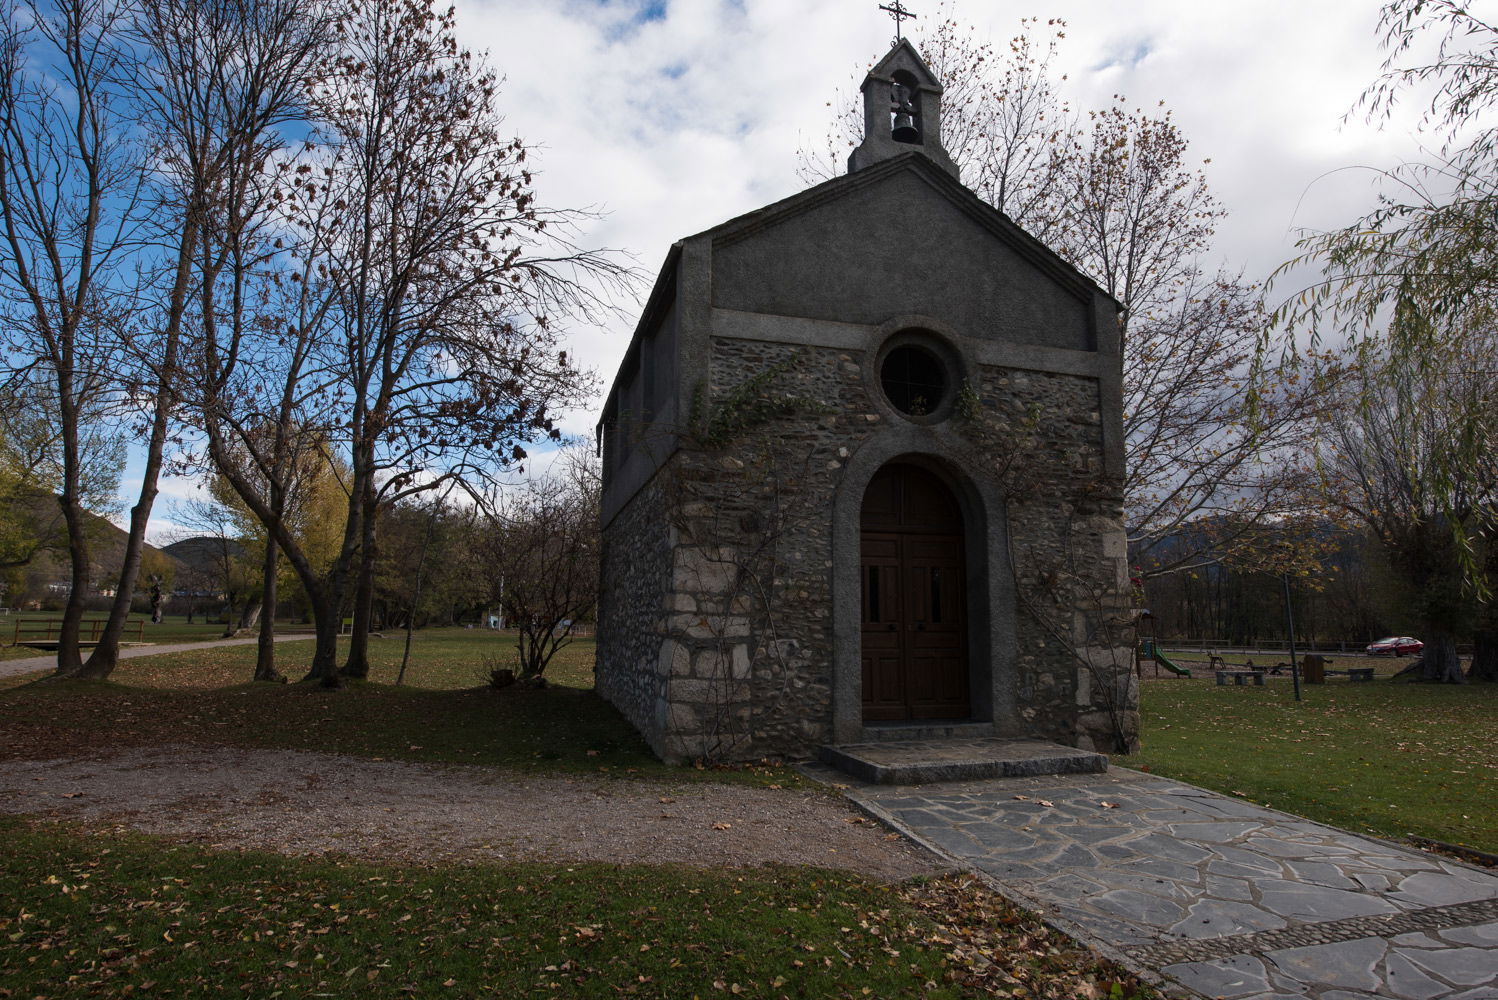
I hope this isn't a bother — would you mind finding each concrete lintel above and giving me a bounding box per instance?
[711,307,1112,379]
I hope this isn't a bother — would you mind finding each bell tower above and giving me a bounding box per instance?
[847,39,960,180]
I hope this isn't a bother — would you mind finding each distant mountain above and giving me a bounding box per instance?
[7,490,189,595]
[160,535,243,576]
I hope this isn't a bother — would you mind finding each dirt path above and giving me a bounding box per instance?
[0,745,942,879]
[0,634,315,679]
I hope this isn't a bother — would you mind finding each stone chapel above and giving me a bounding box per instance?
[595,40,1138,765]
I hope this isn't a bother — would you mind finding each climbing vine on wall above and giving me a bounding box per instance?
[687,352,832,449]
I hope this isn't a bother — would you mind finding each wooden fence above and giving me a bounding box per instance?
[9,618,146,646]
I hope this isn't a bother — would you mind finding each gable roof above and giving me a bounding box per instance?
[694,152,1119,311]
[864,38,942,92]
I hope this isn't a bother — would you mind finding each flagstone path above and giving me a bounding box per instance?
[843,767,1498,1000]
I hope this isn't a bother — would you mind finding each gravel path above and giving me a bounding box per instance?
[0,745,942,879]
[0,634,314,679]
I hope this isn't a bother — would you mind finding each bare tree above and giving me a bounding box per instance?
[0,0,143,673]
[289,0,627,683]
[801,12,1328,579]
[70,0,337,680]
[478,446,600,685]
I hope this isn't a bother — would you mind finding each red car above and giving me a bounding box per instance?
[1365,636,1424,657]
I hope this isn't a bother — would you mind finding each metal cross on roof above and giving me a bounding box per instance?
[879,1,916,44]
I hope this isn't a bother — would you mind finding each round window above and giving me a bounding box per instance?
[880,344,948,417]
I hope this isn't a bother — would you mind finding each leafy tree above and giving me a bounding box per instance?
[375,494,484,632]
[1276,0,1498,680]
[0,381,62,570]
[203,435,349,681]
[1308,343,1498,682]
[801,10,1328,578]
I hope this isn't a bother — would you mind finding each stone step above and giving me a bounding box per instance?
[860,721,996,742]
[817,737,1108,786]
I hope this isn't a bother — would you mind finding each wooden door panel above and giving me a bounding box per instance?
[861,534,904,718]
[860,464,970,722]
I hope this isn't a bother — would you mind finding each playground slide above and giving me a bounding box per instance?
[1153,651,1192,677]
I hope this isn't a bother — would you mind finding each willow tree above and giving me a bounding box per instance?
[1276,0,1498,682]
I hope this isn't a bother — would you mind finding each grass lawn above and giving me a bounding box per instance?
[0,629,1157,999]
[1126,666,1498,854]
[0,633,797,786]
[0,817,1152,1000]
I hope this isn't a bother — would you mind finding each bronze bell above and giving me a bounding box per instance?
[891,113,919,144]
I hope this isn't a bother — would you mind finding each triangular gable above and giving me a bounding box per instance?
[705,155,1116,354]
[701,153,1116,310]
[866,39,942,92]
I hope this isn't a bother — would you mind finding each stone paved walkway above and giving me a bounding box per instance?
[845,767,1498,1000]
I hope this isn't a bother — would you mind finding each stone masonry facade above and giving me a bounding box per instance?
[597,326,1137,763]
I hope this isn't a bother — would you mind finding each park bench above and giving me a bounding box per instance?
[1214,669,1264,686]
[1326,667,1375,682]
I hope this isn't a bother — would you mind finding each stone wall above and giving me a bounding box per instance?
[594,474,674,758]
[962,365,1138,752]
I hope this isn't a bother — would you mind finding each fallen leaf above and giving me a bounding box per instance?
[1012,794,1029,801]
[1099,801,1120,809]
[711,822,731,831]
[1038,800,1054,808]
[658,797,675,804]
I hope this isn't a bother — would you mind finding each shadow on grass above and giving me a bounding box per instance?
[0,676,799,787]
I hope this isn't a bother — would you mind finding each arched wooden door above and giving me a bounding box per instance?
[860,463,969,721]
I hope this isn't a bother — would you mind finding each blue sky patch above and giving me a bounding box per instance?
[1093,39,1154,73]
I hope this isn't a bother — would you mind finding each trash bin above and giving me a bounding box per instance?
[1302,654,1325,684]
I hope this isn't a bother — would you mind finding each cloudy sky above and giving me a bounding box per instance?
[143,0,1445,538]
[466,0,1433,423]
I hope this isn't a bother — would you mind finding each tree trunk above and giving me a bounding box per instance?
[232,599,263,636]
[302,588,343,687]
[52,492,91,676]
[396,512,435,687]
[254,536,284,683]
[343,493,378,679]
[1469,629,1498,682]
[1418,632,1466,684]
[299,544,349,689]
